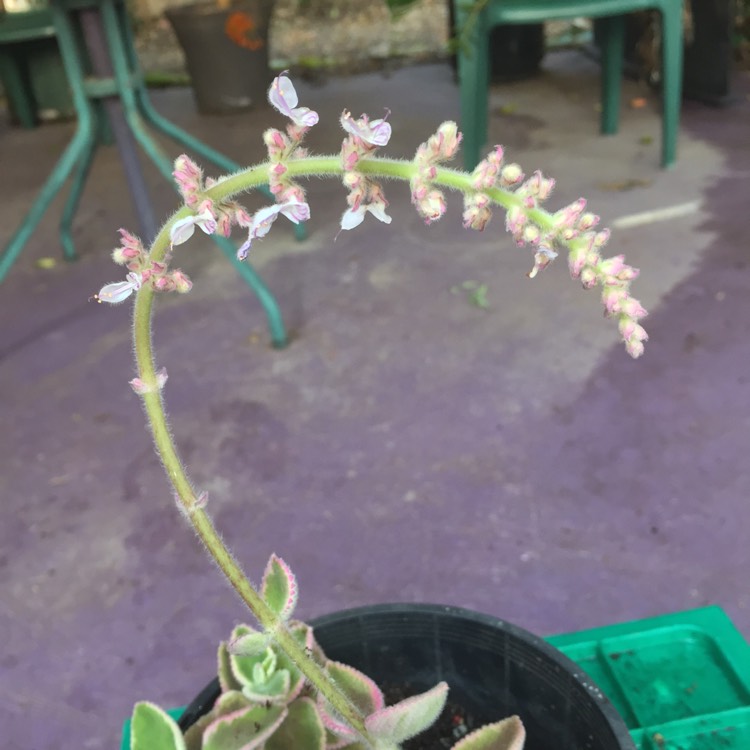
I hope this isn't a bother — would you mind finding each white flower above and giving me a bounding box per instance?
[268,73,319,128]
[95,272,143,304]
[169,208,217,246]
[237,200,311,260]
[340,110,391,147]
[340,200,392,231]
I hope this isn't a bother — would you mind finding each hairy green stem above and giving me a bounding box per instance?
[131,153,548,743]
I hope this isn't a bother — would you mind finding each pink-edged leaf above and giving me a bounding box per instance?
[451,716,526,750]
[261,554,298,621]
[265,697,326,750]
[228,627,270,658]
[217,642,242,692]
[203,704,286,750]
[326,661,385,716]
[316,661,385,744]
[241,668,290,701]
[228,626,272,687]
[364,681,448,745]
[131,701,186,750]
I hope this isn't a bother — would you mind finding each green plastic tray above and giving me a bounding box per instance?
[120,606,750,750]
[548,606,750,750]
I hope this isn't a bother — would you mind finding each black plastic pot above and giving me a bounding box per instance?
[165,0,273,115]
[177,604,635,750]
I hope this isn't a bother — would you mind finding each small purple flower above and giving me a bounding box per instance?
[95,272,143,304]
[237,200,311,260]
[341,110,392,147]
[169,208,217,246]
[268,73,319,128]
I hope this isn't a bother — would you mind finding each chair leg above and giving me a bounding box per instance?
[599,14,625,136]
[0,49,37,129]
[456,6,491,170]
[0,117,96,282]
[659,3,683,168]
[60,132,98,261]
[211,234,288,349]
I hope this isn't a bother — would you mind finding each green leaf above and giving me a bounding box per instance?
[203,704,286,750]
[131,702,187,750]
[218,642,242,692]
[261,554,298,620]
[265,697,325,750]
[242,668,291,700]
[364,681,448,745]
[452,716,526,750]
[326,661,384,715]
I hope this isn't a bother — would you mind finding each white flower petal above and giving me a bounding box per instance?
[279,200,311,224]
[367,202,392,224]
[169,216,197,246]
[195,208,217,235]
[367,119,392,147]
[269,74,298,114]
[340,206,366,231]
[290,106,319,127]
[97,272,142,304]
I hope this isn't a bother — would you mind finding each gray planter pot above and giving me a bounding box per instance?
[166,0,273,114]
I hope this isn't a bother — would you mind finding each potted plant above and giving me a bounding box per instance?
[97,72,647,749]
[165,0,274,114]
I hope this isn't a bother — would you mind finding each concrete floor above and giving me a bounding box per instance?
[1,56,749,749]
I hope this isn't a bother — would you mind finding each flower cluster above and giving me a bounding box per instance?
[339,109,393,230]
[458,146,648,357]
[94,228,192,304]
[410,121,462,223]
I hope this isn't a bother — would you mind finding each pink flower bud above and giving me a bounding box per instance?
[462,201,492,231]
[577,212,599,231]
[597,254,625,277]
[601,285,627,313]
[412,188,445,224]
[522,225,541,245]
[500,163,524,186]
[436,121,461,158]
[593,229,611,248]
[620,296,648,319]
[504,205,526,236]
[567,246,587,277]
[170,270,193,294]
[580,267,597,289]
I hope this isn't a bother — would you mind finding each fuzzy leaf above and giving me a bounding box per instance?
[318,662,386,742]
[215,691,254,716]
[131,701,186,750]
[364,682,448,745]
[452,716,526,750]
[184,690,254,750]
[218,642,243,692]
[242,668,291,701]
[228,628,270,659]
[265,697,325,750]
[270,622,314,701]
[203,704,286,750]
[229,628,273,688]
[261,554,298,621]
[326,661,385,715]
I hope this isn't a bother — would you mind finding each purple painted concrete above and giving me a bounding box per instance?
[1,57,749,749]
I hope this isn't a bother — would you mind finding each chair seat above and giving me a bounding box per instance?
[453,0,683,169]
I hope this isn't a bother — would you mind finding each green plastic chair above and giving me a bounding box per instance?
[453,0,683,169]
